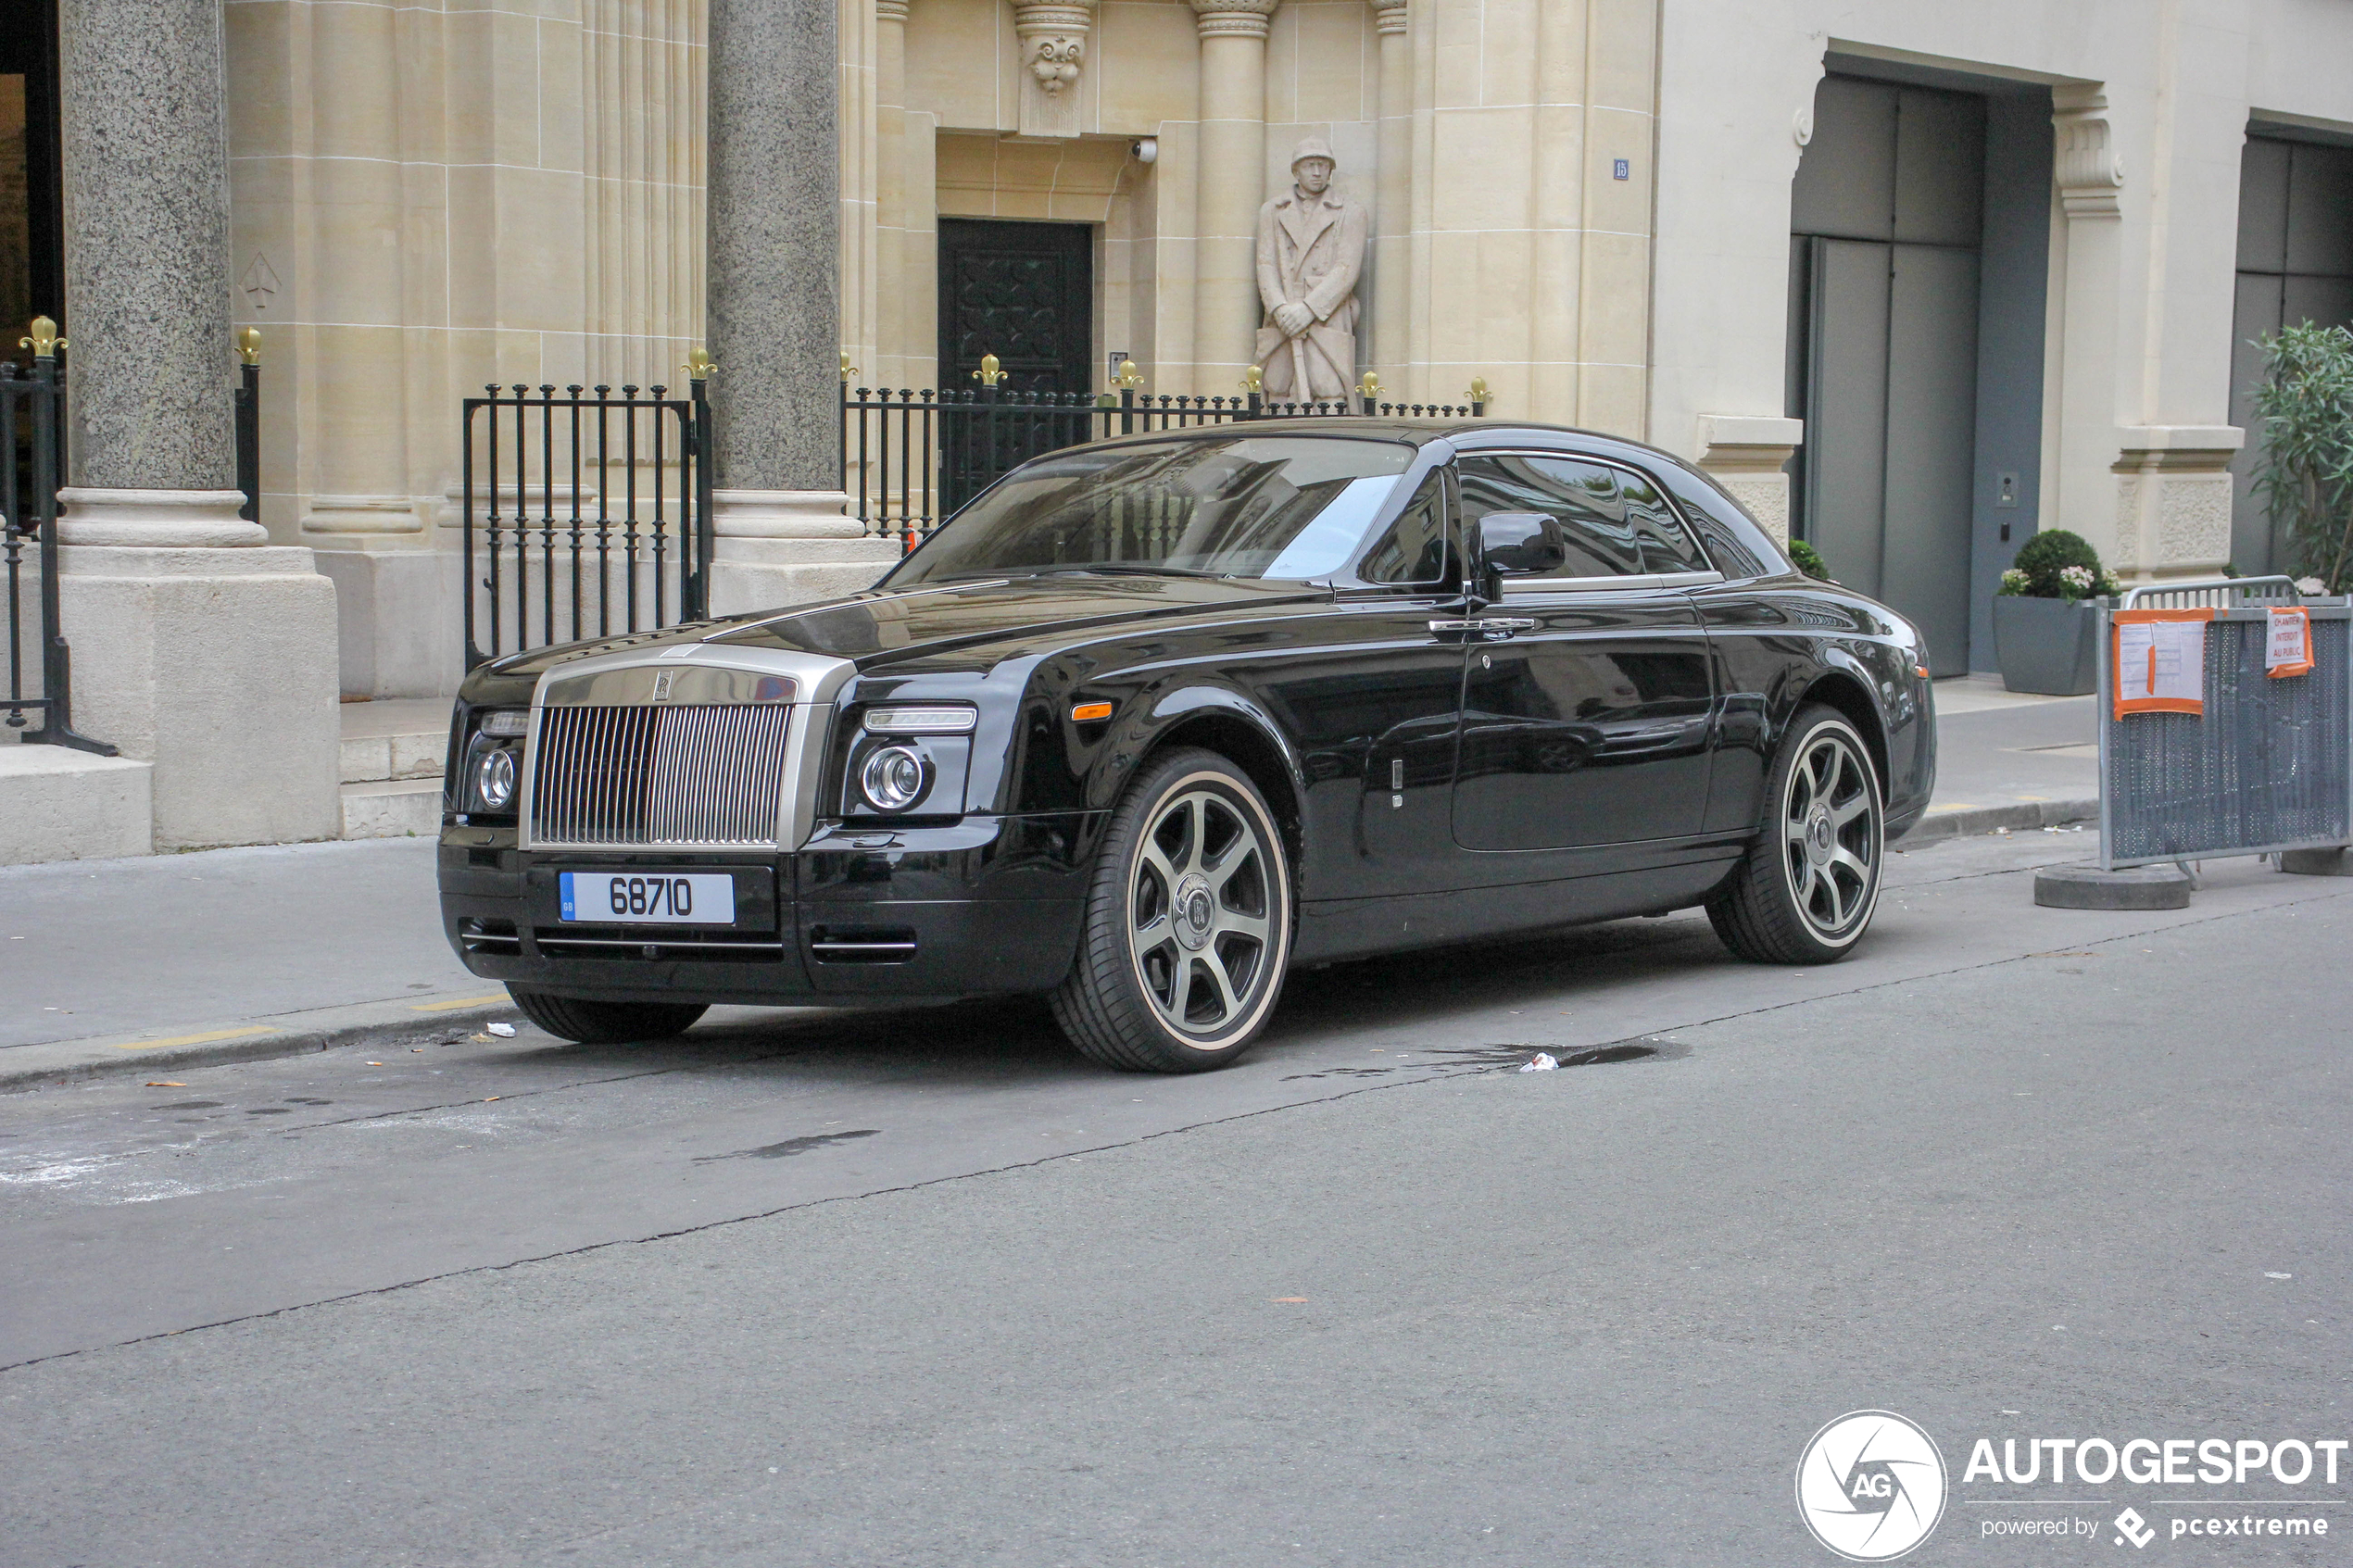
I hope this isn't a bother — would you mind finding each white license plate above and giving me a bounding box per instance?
[559,872,737,925]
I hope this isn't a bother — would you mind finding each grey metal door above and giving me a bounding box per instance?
[1792,76,1985,676]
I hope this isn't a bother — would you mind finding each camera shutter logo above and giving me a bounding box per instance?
[1795,1411,1948,1561]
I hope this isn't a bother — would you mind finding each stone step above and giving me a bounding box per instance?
[0,746,154,865]
[341,778,441,840]
[338,697,450,784]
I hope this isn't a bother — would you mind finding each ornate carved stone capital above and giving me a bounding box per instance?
[1012,0,1093,136]
[2053,84,2124,219]
[1370,0,1408,36]
[875,0,909,24]
[1190,0,1277,42]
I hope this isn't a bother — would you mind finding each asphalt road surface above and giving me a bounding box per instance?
[4,831,2347,1566]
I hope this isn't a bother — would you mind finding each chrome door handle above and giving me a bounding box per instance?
[1429,617,1538,638]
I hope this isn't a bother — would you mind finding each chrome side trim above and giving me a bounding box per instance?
[1499,570,1724,596]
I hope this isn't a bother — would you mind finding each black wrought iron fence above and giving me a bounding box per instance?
[842,361,1486,547]
[3,318,110,753]
[459,375,713,670]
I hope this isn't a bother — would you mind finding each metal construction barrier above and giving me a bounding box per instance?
[2098,576,2351,870]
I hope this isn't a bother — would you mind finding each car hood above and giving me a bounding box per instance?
[472,574,1328,681]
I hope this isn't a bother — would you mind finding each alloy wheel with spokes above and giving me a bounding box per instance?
[1780,727,1879,941]
[1707,705,1886,964]
[1130,787,1276,1037]
[1051,748,1293,1072]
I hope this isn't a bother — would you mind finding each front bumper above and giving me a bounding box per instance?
[438,812,1101,1004]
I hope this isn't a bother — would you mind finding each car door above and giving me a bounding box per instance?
[1449,453,1718,853]
[1256,467,1469,900]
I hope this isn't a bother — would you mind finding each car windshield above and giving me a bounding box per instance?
[889,435,1417,583]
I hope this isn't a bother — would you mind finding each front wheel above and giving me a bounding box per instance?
[507,988,709,1044]
[1707,705,1885,964]
[1051,747,1294,1073]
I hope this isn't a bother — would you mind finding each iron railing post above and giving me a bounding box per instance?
[19,329,113,754]
[234,327,261,523]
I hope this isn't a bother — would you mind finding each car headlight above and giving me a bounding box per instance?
[478,709,530,738]
[859,745,928,812]
[472,746,518,811]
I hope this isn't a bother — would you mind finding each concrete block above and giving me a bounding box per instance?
[0,747,154,865]
[2279,847,2353,876]
[2032,861,2194,910]
[58,546,343,851]
[341,778,442,839]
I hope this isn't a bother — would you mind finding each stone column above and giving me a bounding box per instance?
[1189,0,1277,395]
[2048,84,2128,573]
[875,0,912,390]
[53,0,339,850]
[707,0,897,614]
[1369,0,1411,381]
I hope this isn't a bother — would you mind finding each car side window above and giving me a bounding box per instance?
[1617,469,1714,575]
[1656,472,1780,580]
[1355,470,1456,586]
[1455,455,1642,579]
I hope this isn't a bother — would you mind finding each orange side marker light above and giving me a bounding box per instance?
[1071,701,1114,722]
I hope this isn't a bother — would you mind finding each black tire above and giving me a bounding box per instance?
[1707,704,1885,964]
[1051,747,1294,1073]
[506,987,709,1044]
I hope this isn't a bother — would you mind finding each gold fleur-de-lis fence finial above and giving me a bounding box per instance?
[1113,358,1145,390]
[1239,364,1265,395]
[1356,370,1381,401]
[236,326,261,366]
[1464,375,1491,408]
[685,345,715,380]
[19,316,64,359]
[840,351,857,383]
[972,353,1005,386]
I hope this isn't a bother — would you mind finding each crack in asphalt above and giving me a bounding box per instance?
[4,875,2345,1378]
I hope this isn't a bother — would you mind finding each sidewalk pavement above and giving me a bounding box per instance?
[1,679,2095,1091]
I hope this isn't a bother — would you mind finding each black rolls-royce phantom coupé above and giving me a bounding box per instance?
[438,420,1935,1072]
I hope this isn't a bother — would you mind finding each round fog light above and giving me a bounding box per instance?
[861,745,926,812]
[472,746,517,811]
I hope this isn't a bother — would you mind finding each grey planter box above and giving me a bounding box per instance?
[1994,595,2100,696]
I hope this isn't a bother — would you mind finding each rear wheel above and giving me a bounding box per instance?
[507,988,709,1044]
[1706,705,1884,964]
[1051,748,1293,1073]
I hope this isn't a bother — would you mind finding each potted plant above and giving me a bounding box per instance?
[2252,323,2353,592]
[1993,530,2118,695]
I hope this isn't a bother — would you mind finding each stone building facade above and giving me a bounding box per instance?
[3,0,2353,862]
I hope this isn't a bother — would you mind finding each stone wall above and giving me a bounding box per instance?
[226,0,706,696]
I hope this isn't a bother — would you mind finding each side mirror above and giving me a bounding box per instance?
[1476,511,1566,595]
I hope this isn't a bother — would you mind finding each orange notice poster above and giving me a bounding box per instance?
[2267,606,2315,678]
[2112,608,2216,719]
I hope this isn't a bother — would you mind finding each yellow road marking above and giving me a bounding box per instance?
[112,1026,270,1052]
[410,994,506,1011]
[1925,803,1977,813]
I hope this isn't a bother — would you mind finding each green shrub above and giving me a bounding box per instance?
[2000,529,2117,601]
[2253,323,2353,593]
[1788,538,1831,581]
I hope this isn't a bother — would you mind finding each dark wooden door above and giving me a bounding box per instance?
[937,219,1093,391]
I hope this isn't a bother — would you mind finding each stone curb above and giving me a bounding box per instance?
[0,997,520,1094]
[1895,797,2099,847]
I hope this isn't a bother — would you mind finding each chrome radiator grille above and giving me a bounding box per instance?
[529,704,796,847]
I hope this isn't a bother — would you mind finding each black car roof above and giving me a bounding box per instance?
[1081,416,1705,477]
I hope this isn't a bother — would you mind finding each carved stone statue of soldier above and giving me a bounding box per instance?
[1253,136,1366,403]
